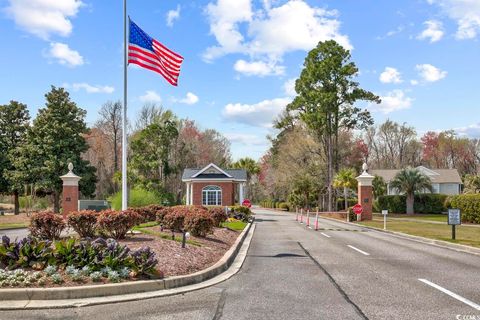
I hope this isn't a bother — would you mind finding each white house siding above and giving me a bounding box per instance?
[439,183,460,195]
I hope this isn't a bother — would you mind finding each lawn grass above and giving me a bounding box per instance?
[0,222,29,230]
[359,219,480,248]
[134,225,202,246]
[373,213,447,222]
[221,221,247,231]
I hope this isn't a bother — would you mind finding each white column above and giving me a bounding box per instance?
[186,182,190,205]
[190,183,194,205]
[239,183,244,204]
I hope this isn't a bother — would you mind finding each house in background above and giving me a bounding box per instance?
[182,163,247,206]
[370,166,462,196]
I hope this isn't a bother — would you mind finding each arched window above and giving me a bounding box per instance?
[202,185,222,206]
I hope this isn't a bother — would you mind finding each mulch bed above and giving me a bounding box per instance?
[121,226,241,277]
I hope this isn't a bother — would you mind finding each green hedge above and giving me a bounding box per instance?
[109,187,163,210]
[377,194,447,214]
[447,194,480,223]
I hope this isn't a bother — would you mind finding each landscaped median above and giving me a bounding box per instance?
[0,205,254,304]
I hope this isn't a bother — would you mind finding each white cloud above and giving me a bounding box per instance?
[379,67,402,84]
[415,64,447,82]
[456,123,480,138]
[65,83,114,94]
[370,90,412,114]
[376,25,405,40]
[417,20,444,43]
[166,5,181,27]
[233,59,284,76]
[46,42,84,67]
[283,78,296,97]
[427,0,480,39]
[6,0,83,40]
[410,79,419,86]
[224,133,267,146]
[222,97,291,127]
[176,92,199,105]
[204,0,351,74]
[140,90,162,103]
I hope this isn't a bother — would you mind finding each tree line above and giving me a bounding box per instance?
[255,40,480,210]
[0,87,259,214]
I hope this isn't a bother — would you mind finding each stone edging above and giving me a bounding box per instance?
[0,221,254,302]
[316,214,480,256]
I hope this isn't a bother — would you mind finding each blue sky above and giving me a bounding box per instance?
[1,0,479,161]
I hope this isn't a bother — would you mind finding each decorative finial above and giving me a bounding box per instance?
[68,162,74,172]
[362,163,368,173]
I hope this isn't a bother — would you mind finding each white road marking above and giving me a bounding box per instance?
[320,232,331,238]
[347,245,370,256]
[419,279,480,311]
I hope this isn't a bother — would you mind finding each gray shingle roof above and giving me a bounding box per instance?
[182,167,247,181]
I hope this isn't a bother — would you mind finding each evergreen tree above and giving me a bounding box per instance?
[15,86,97,212]
[0,101,30,214]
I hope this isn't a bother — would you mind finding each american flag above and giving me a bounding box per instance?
[128,19,183,86]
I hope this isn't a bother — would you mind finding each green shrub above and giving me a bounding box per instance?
[184,208,215,237]
[97,209,141,239]
[447,194,480,223]
[19,196,49,210]
[109,187,162,211]
[229,205,252,222]
[278,202,290,211]
[67,210,99,238]
[377,194,447,214]
[336,198,357,211]
[29,211,66,240]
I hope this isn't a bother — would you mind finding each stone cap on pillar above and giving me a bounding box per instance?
[356,163,375,186]
[60,163,81,186]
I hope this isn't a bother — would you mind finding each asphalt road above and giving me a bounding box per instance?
[1,208,480,320]
[0,227,28,240]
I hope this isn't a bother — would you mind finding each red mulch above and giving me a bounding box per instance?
[121,227,240,277]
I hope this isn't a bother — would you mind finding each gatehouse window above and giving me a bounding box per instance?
[202,185,222,206]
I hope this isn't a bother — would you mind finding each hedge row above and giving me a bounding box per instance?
[30,204,238,240]
[376,194,448,214]
[446,194,480,223]
[260,201,290,211]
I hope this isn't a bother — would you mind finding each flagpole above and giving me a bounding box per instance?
[122,0,128,211]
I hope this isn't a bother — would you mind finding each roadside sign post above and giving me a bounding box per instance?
[352,204,363,222]
[314,207,319,231]
[382,210,388,230]
[448,208,461,240]
[300,208,303,224]
[306,210,310,227]
[295,207,298,221]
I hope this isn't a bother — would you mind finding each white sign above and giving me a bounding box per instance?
[382,210,388,215]
[448,209,461,225]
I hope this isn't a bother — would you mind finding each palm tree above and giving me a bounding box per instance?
[232,157,261,199]
[390,167,432,215]
[333,168,357,212]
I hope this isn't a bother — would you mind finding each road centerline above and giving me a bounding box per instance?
[347,245,370,256]
[418,279,480,311]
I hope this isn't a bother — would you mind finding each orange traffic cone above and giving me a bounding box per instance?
[306,210,310,227]
[300,208,303,223]
[314,211,319,231]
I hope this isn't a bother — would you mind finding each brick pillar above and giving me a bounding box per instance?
[356,163,375,221]
[60,163,81,218]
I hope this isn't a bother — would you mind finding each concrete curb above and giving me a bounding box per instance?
[0,226,28,231]
[0,222,255,309]
[315,214,480,257]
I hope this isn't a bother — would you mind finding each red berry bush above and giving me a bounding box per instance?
[184,207,215,237]
[207,206,228,227]
[97,209,141,239]
[29,211,66,240]
[67,210,99,238]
